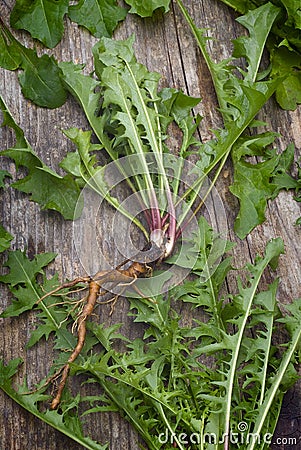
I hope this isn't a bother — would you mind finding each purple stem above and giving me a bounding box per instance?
[149,190,162,232]
[162,213,169,227]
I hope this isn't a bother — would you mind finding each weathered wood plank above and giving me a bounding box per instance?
[0,0,300,449]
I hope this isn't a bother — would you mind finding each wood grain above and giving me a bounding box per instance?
[0,0,300,449]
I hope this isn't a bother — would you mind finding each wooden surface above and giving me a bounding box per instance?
[0,1,301,449]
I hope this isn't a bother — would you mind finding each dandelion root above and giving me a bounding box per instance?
[49,247,163,409]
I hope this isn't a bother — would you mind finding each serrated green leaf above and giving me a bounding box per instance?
[0,96,81,219]
[179,1,280,125]
[233,3,280,83]
[0,225,13,253]
[269,42,301,110]
[10,0,127,48]
[18,51,67,108]
[229,134,296,239]
[59,150,83,179]
[275,73,301,110]
[0,20,66,108]
[61,41,169,238]
[61,126,141,226]
[88,322,127,351]
[27,296,76,348]
[272,143,299,193]
[249,299,301,449]
[10,0,69,48]
[0,358,23,385]
[0,250,56,287]
[174,0,285,237]
[68,0,127,38]
[217,0,301,110]
[218,0,301,44]
[60,62,150,234]
[0,236,296,450]
[159,87,202,162]
[2,283,40,318]
[3,147,81,219]
[94,36,162,159]
[124,0,170,17]
[0,250,90,368]
[278,297,301,336]
[92,35,195,241]
[0,250,56,317]
[230,160,278,239]
[159,88,201,125]
[219,238,284,439]
[0,359,108,450]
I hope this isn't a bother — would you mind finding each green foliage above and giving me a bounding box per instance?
[1,3,300,449]
[0,19,66,108]
[2,146,82,219]
[82,237,299,450]
[175,1,297,235]
[60,10,298,238]
[68,0,127,39]
[0,96,81,219]
[0,250,57,316]
[0,248,98,375]
[59,35,202,236]
[284,0,301,30]
[124,0,170,17]
[217,0,301,110]
[218,0,301,34]
[1,225,299,450]
[0,246,107,448]
[10,0,69,48]
[230,136,298,238]
[2,0,170,107]
[2,0,301,112]
[269,41,301,110]
[0,225,13,253]
[10,0,127,48]
[1,0,299,242]
[182,2,280,125]
[8,0,171,50]
[0,358,108,450]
